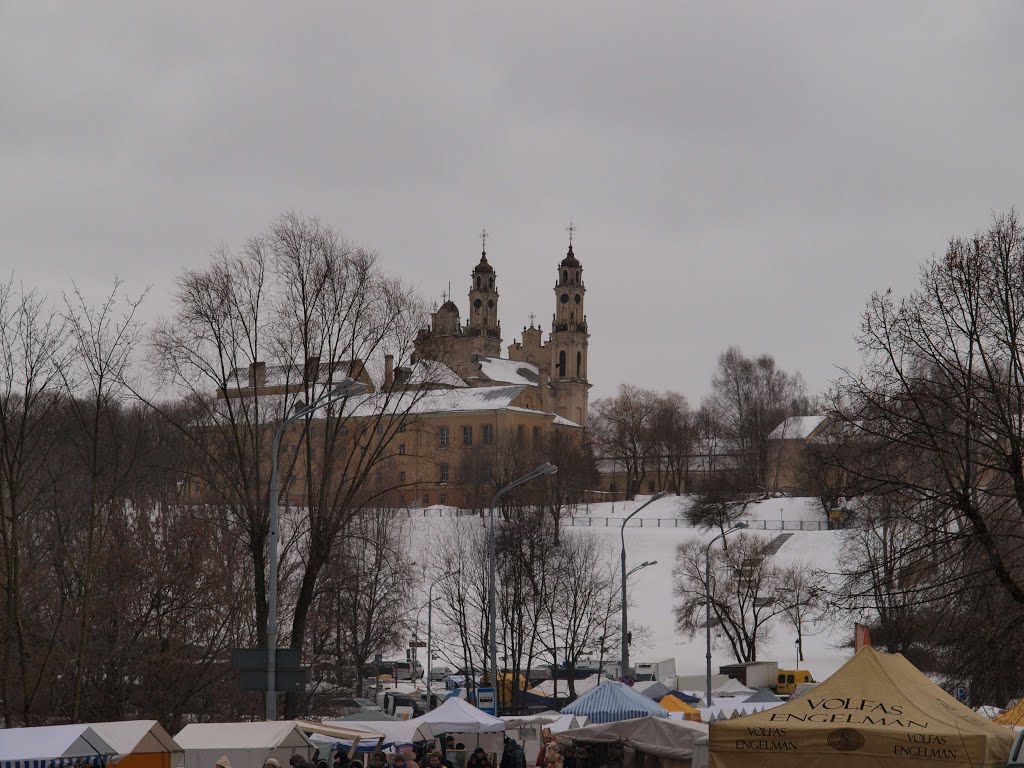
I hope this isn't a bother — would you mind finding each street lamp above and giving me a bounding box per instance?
[426,570,459,711]
[488,463,558,693]
[266,378,368,720]
[620,492,667,678]
[705,523,748,709]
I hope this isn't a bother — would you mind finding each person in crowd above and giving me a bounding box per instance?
[216,758,232,768]
[501,738,526,768]
[332,752,345,768]
[401,748,420,768]
[427,749,453,768]
[468,747,493,768]
[291,757,306,768]
[536,729,555,767]
[265,760,281,768]
[370,752,389,768]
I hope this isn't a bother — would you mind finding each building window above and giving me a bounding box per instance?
[439,426,449,448]
[422,494,430,507]
[399,471,406,482]
[577,351,582,377]
[558,351,566,377]
[376,424,383,436]
[439,494,447,506]
[532,426,540,444]
[399,443,406,455]
[463,425,473,446]
[483,424,494,445]
[440,463,449,483]
[398,424,406,433]
[517,425,525,443]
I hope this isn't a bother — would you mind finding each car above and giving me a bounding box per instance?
[337,697,384,715]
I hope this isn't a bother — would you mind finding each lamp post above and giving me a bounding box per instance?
[266,378,367,720]
[704,523,748,709]
[426,569,459,711]
[620,492,667,678]
[488,463,558,693]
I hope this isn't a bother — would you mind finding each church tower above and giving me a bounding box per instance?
[548,225,591,425]
[466,231,502,358]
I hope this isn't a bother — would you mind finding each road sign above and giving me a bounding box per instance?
[477,686,497,716]
[239,668,307,692]
[410,641,427,648]
[954,685,968,703]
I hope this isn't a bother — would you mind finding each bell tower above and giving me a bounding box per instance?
[548,223,591,424]
[467,229,502,357]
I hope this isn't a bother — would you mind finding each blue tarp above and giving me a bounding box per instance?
[561,681,669,724]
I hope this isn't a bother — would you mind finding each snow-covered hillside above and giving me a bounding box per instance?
[407,495,853,683]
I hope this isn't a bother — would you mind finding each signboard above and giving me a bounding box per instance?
[477,686,497,716]
[954,685,968,703]
[231,648,301,670]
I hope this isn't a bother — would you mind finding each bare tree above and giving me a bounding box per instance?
[651,392,696,494]
[591,385,659,499]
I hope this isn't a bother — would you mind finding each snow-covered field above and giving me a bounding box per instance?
[408,495,853,683]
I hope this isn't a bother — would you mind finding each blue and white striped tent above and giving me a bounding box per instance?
[561,681,669,724]
[0,724,116,768]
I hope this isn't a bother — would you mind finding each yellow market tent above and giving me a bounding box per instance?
[660,695,703,722]
[995,700,1024,726]
[709,647,1015,768]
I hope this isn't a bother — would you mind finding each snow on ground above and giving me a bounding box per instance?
[407,496,852,684]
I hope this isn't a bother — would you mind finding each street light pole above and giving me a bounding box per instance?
[620,492,667,678]
[488,463,558,694]
[266,378,367,720]
[704,523,747,710]
[426,570,459,712]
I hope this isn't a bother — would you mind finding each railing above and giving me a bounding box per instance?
[393,508,832,531]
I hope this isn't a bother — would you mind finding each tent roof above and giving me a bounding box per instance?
[294,720,386,742]
[743,688,784,704]
[562,681,670,724]
[88,720,182,755]
[554,716,707,759]
[503,713,581,733]
[175,721,315,750]
[638,682,672,701]
[713,678,755,696]
[659,695,701,715]
[995,698,1024,725]
[709,648,1016,768]
[338,711,401,721]
[324,719,424,747]
[413,695,506,734]
[0,724,116,759]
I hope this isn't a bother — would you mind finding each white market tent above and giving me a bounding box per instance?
[0,724,116,767]
[502,711,583,734]
[88,720,183,767]
[414,696,505,735]
[175,721,314,768]
[710,679,753,697]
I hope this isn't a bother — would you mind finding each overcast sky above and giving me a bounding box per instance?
[3,2,1023,402]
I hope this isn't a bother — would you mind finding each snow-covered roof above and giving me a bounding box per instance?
[225,359,360,390]
[0,724,115,759]
[529,673,612,697]
[768,415,827,440]
[175,721,314,750]
[406,360,467,388]
[478,357,540,386]
[89,720,182,755]
[348,384,528,417]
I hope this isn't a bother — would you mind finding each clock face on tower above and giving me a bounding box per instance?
[474,299,482,309]
[560,293,569,304]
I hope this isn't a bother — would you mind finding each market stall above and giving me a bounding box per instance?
[562,681,669,725]
[709,647,1015,768]
[0,724,116,768]
[175,721,315,768]
[88,721,183,768]
[554,715,708,768]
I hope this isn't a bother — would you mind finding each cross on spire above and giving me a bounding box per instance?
[480,227,488,256]
[529,312,536,327]
[566,220,576,247]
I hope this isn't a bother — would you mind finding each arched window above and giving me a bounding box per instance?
[562,270,568,283]
[476,276,480,289]
[576,351,582,377]
[558,350,566,377]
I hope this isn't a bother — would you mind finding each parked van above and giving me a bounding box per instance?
[776,669,814,695]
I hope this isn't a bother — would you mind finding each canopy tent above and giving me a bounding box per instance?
[88,721,182,768]
[562,681,670,724]
[711,679,754,697]
[414,696,506,735]
[995,699,1024,726]
[323,719,425,748]
[667,691,701,705]
[742,689,782,704]
[503,712,583,733]
[294,720,386,755]
[555,716,708,768]
[530,674,611,698]
[175,721,315,768]
[639,682,673,701]
[338,711,401,722]
[0,724,116,768]
[709,647,1016,768]
[660,696,702,722]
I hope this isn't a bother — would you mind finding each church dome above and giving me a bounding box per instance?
[473,253,494,273]
[438,300,460,315]
[560,244,580,267]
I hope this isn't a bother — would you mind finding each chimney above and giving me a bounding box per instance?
[384,354,394,388]
[538,370,548,410]
[250,361,266,389]
[304,356,321,385]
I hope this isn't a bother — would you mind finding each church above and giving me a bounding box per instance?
[408,234,591,427]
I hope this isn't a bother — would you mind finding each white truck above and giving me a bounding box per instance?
[634,658,676,682]
[719,661,779,691]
